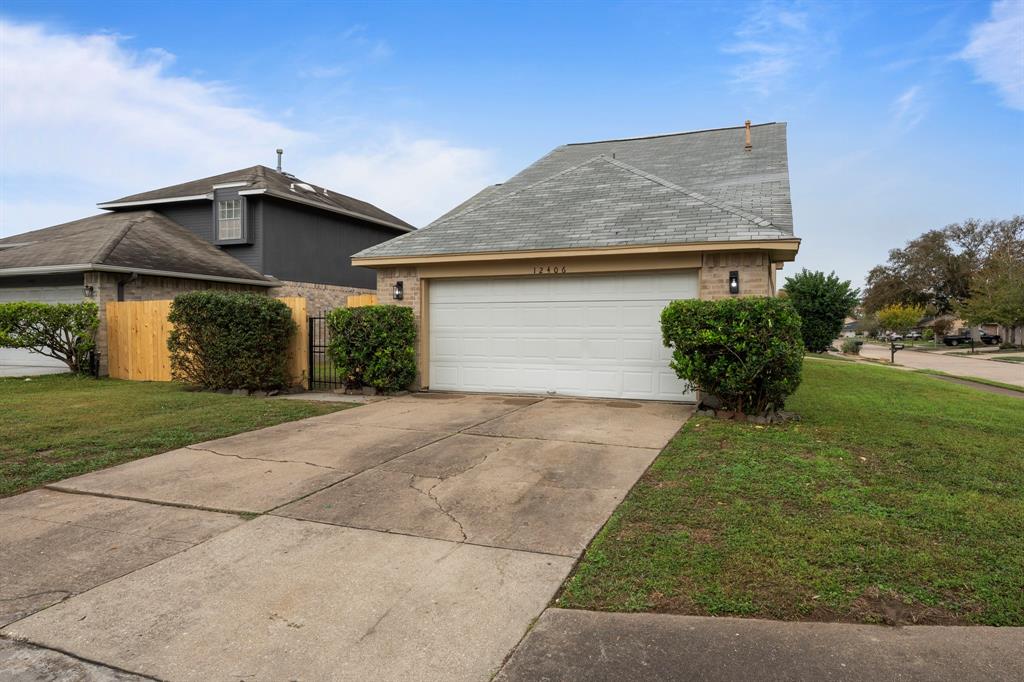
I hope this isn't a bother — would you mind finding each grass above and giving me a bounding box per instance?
[991,356,1024,365]
[0,374,352,497]
[911,369,1024,394]
[559,361,1024,626]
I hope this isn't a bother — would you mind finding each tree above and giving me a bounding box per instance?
[862,225,982,314]
[958,226,1024,343]
[876,304,925,336]
[782,270,860,352]
[0,302,98,373]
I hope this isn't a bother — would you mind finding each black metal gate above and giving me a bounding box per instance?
[308,316,345,390]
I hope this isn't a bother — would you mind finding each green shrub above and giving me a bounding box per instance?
[326,305,416,392]
[167,292,295,390]
[922,328,935,341]
[661,297,803,414]
[841,338,861,354]
[0,301,98,373]
[782,269,860,352]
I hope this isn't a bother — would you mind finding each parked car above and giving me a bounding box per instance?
[886,332,903,341]
[943,329,1002,346]
[905,330,922,340]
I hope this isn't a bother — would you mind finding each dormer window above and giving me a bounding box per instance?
[217,199,243,240]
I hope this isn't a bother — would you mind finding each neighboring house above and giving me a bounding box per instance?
[0,161,412,375]
[353,122,800,402]
[840,320,860,338]
[95,162,413,307]
[0,212,275,375]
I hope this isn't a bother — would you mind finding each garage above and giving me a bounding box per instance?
[353,124,801,403]
[0,277,83,375]
[428,271,697,401]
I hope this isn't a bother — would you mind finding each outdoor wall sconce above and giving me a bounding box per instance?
[728,271,740,295]
[393,281,404,300]
[83,285,95,298]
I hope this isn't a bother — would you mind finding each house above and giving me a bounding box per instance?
[0,159,412,375]
[352,122,800,402]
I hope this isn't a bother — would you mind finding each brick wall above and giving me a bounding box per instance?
[86,271,266,376]
[375,267,421,322]
[699,252,773,300]
[273,280,375,316]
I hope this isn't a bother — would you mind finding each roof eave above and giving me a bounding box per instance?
[0,263,277,287]
[352,238,801,268]
[97,194,214,209]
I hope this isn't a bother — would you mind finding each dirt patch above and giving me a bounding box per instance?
[814,587,974,626]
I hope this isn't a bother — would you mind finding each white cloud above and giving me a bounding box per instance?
[961,0,1024,110]
[891,85,926,130]
[303,136,498,226]
[0,19,495,235]
[722,2,836,96]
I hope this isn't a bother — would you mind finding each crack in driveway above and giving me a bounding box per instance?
[406,474,467,542]
[186,446,342,472]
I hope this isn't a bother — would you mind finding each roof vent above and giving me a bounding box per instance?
[744,120,752,152]
[276,148,284,172]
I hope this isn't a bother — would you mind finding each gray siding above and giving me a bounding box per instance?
[261,197,401,288]
[156,196,263,273]
[144,194,401,287]
[157,201,213,241]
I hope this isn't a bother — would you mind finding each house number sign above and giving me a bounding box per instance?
[532,265,568,275]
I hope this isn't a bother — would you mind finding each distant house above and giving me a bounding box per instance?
[0,159,412,375]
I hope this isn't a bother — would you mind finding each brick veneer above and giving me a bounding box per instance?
[699,251,774,300]
[375,267,421,322]
[273,280,375,316]
[84,271,265,376]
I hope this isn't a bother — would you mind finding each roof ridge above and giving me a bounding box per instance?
[564,122,781,146]
[600,156,777,229]
[427,155,614,229]
[92,214,145,264]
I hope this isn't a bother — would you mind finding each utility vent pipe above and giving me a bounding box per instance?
[276,148,284,172]
[744,121,752,152]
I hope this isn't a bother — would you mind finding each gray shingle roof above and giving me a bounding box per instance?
[0,211,274,284]
[100,165,413,232]
[355,122,794,259]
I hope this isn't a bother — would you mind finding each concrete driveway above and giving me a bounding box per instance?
[857,343,1024,387]
[1,393,691,680]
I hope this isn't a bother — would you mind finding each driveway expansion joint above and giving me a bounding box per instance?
[43,485,252,517]
[0,635,164,681]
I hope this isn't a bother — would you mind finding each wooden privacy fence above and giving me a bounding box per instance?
[346,293,378,307]
[106,297,308,387]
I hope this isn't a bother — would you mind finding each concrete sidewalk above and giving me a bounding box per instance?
[858,343,1024,387]
[497,609,1024,682]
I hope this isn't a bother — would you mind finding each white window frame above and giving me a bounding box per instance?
[217,198,244,241]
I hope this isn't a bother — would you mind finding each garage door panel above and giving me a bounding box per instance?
[429,271,697,401]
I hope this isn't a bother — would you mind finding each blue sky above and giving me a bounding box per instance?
[1,0,1021,287]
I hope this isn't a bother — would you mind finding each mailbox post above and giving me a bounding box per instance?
[890,341,905,363]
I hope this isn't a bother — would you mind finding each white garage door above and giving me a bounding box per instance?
[0,283,83,373]
[429,271,697,401]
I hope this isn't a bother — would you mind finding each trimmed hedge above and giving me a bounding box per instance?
[167,292,295,390]
[0,301,98,373]
[661,297,803,414]
[326,305,416,392]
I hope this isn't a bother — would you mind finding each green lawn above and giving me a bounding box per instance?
[0,374,352,497]
[559,361,1024,626]
[992,356,1024,364]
